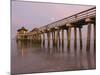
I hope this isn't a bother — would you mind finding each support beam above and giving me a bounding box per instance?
[67,28,71,50]
[52,31,55,46]
[74,27,77,50]
[47,32,50,48]
[43,33,45,46]
[93,23,96,52]
[55,30,58,47]
[79,27,82,49]
[58,30,61,47]
[39,34,42,43]
[86,23,91,51]
[62,29,64,47]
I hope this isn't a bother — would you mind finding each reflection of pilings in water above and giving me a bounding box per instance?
[86,23,91,51]
[17,40,28,48]
[62,29,64,48]
[67,28,71,50]
[79,49,83,69]
[47,32,50,48]
[73,26,78,66]
[61,39,64,53]
[74,48,78,68]
[46,47,51,56]
[16,40,28,57]
[74,27,77,50]
[29,40,32,47]
[79,27,83,49]
[86,50,92,69]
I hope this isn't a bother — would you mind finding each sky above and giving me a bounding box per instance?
[11,0,95,38]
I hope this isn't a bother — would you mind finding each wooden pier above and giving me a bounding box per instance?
[16,7,96,50]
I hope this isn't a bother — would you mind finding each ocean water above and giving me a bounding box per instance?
[11,38,96,74]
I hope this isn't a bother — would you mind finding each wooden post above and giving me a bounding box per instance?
[74,27,77,49]
[52,32,53,46]
[85,17,92,51]
[43,33,45,46]
[40,34,42,43]
[47,32,50,48]
[58,30,61,47]
[79,27,82,49]
[62,29,64,47]
[52,31,55,46]
[93,23,96,53]
[55,30,58,47]
[86,23,91,51]
[67,28,71,50]
[54,31,55,46]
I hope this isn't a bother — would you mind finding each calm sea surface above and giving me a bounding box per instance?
[11,38,96,74]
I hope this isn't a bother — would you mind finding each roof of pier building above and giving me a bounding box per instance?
[30,28,40,33]
[17,27,28,32]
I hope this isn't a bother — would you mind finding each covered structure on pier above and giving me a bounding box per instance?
[17,27,28,40]
[28,28,41,40]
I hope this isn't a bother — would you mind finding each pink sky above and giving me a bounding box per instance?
[11,1,95,38]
